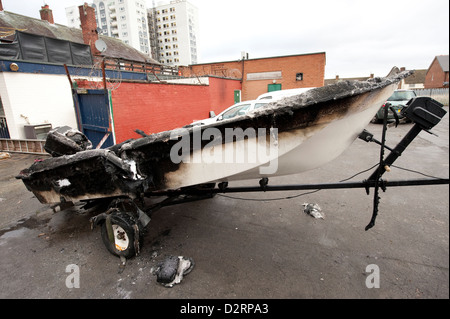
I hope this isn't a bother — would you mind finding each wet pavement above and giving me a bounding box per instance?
[0,108,448,302]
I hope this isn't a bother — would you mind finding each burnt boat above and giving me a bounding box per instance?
[17,69,413,205]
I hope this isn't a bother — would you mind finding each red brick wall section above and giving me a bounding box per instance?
[182,53,326,101]
[208,77,242,115]
[111,82,210,142]
[425,58,447,89]
[75,78,242,143]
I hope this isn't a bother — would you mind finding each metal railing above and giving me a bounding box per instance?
[93,56,179,76]
[0,138,46,155]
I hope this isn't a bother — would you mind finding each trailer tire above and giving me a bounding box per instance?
[100,211,144,259]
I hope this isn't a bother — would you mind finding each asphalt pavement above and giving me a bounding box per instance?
[0,108,448,302]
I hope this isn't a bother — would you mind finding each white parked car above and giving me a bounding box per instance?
[256,87,315,101]
[189,100,271,127]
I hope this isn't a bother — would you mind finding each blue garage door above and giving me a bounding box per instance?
[74,89,114,148]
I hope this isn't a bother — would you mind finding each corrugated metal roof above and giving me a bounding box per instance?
[0,10,159,65]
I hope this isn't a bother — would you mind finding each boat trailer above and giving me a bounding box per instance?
[84,96,449,259]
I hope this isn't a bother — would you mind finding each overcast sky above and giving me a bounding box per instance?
[2,0,449,78]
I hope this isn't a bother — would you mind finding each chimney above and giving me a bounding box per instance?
[79,3,101,56]
[370,73,374,78]
[0,0,4,11]
[335,75,340,80]
[40,4,55,24]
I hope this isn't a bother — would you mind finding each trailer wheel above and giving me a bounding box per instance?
[101,211,144,259]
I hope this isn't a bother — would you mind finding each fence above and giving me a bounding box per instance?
[413,88,449,106]
[0,138,46,154]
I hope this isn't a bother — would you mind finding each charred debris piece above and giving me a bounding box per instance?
[44,126,93,157]
[303,203,325,219]
[153,255,195,288]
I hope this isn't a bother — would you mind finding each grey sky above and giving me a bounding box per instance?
[2,0,449,78]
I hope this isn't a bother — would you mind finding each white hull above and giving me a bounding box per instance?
[164,83,396,189]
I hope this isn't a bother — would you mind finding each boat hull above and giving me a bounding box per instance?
[16,70,412,204]
[164,83,396,187]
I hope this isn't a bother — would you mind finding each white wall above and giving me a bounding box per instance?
[0,72,77,139]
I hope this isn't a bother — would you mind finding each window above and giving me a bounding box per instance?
[296,73,303,81]
[387,90,417,101]
[221,104,252,120]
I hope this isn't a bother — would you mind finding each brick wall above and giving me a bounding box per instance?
[208,76,242,114]
[182,52,326,100]
[76,77,241,143]
[425,58,448,89]
[110,82,209,142]
[243,53,325,100]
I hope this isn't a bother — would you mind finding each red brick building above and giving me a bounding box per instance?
[180,52,326,101]
[424,55,449,89]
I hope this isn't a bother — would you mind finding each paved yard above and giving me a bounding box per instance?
[0,109,448,304]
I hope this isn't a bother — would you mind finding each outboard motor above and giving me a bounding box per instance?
[401,96,446,130]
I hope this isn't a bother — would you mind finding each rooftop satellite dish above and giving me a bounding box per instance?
[95,39,107,53]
